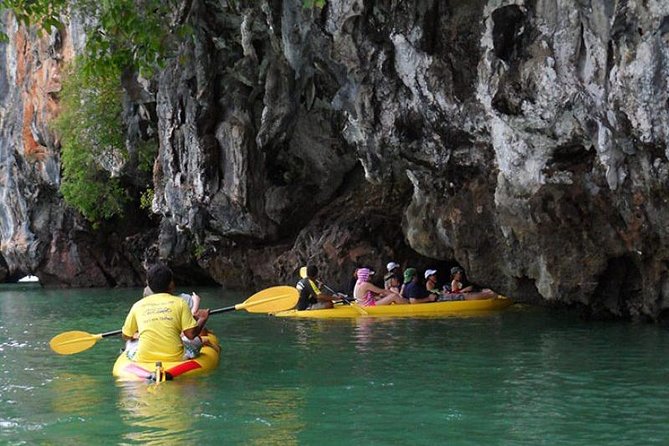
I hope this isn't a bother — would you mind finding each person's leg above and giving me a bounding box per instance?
[376,293,408,305]
[307,301,334,310]
[125,339,138,360]
[202,337,221,353]
[181,335,203,359]
[463,290,497,300]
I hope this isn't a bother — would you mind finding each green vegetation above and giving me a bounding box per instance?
[0,0,187,74]
[303,0,326,8]
[193,243,206,259]
[1,0,324,222]
[53,59,128,222]
[139,188,154,211]
[1,0,171,223]
[0,0,66,41]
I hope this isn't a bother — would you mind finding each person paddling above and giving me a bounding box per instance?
[122,264,210,362]
[296,265,339,310]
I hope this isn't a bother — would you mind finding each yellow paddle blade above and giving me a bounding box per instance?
[49,331,103,355]
[236,286,299,313]
[299,266,307,278]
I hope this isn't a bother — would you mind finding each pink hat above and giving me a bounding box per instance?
[357,268,372,282]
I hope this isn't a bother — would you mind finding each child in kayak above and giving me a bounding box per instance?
[354,268,407,306]
[447,267,497,300]
[174,291,220,358]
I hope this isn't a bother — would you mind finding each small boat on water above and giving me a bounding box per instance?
[112,333,221,381]
[274,296,513,319]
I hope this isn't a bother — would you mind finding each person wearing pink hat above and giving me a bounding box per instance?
[353,268,407,307]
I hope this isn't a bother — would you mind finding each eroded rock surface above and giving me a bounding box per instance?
[0,1,668,320]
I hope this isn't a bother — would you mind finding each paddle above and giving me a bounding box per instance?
[49,286,299,355]
[299,267,368,315]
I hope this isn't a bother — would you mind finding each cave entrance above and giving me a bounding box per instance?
[591,256,641,319]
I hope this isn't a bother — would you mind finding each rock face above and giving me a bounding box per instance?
[0,1,668,320]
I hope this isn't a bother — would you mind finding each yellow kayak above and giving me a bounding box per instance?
[275,296,513,318]
[112,333,220,381]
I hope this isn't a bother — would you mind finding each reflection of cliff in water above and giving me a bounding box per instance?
[117,381,202,445]
[50,373,104,416]
[241,387,305,446]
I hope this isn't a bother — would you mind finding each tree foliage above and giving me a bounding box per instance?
[0,0,321,222]
[1,0,171,222]
[303,0,326,8]
[0,0,188,73]
[53,58,128,223]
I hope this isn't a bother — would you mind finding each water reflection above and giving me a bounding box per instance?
[241,387,305,445]
[117,381,201,445]
[352,318,403,353]
[50,373,105,416]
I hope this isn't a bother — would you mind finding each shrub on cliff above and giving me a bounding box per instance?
[54,59,128,223]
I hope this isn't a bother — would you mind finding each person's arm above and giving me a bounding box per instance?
[121,306,137,341]
[363,282,391,296]
[316,291,339,302]
[451,280,461,293]
[308,279,337,302]
[183,309,209,340]
[407,285,437,304]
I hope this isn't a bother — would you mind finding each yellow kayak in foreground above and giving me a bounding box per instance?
[275,296,513,319]
[112,333,220,381]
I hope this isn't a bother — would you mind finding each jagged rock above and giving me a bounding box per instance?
[1,1,669,321]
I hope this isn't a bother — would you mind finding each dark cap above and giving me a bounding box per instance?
[450,266,464,276]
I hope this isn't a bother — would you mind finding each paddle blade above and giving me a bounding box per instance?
[299,266,307,279]
[237,286,299,313]
[49,331,102,355]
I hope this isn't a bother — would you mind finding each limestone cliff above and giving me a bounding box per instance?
[0,1,668,320]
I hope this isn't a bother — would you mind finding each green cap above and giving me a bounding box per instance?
[403,268,417,284]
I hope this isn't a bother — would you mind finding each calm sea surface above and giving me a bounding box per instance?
[1,285,668,445]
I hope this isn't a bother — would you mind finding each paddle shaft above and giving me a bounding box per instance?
[92,306,242,341]
[320,282,355,303]
[316,281,369,314]
[210,305,237,315]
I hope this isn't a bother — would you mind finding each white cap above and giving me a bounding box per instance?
[424,269,437,279]
[386,262,400,272]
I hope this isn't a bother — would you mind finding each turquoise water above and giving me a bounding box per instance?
[1,285,668,445]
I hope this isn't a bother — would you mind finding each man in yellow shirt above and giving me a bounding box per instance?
[122,264,209,362]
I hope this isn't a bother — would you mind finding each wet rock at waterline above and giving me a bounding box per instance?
[0,1,668,320]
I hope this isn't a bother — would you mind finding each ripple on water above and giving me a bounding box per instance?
[3,291,669,445]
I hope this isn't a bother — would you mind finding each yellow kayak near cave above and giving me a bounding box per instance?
[275,296,513,319]
[112,333,221,381]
